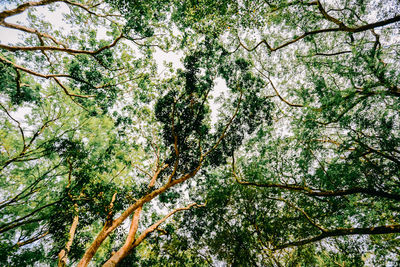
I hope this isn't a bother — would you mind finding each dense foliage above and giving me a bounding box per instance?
[0,0,399,266]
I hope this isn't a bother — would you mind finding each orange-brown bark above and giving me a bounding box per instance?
[78,91,239,266]
[58,205,79,267]
[102,206,143,267]
[0,0,60,21]
[77,165,202,267]
[102,203,202,267]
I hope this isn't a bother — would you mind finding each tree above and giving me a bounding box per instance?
[1,1,271,266]
[1,0,399,266]
[153,0,400,265]
[0,0,169,265]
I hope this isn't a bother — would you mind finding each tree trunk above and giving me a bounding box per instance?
[58,204,79,267]
[102,206,143,266]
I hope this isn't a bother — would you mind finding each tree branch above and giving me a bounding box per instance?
[0,33,124,55]
[0,21,66,47]
[232,15,400,53]
[274,224,400,250]
[101,205,143,266]
[0,55,69,79]
[232,162,400,201]
[58,204,79,267]
[16,231,49,247]
[0,0,60,21]
[256,70,303,107]
[0,200,60,233]
[133,202,204,247]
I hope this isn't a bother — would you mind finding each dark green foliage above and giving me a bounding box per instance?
[0,58,39,105]
[67,54,119,113]
[108,0,171,37]
[210,59,273,166]
[1,0,400,265]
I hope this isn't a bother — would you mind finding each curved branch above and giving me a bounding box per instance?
[232,164,400,201]
[316,1,345,27]
[256,70,303,107]
[265,195,326,232]
[53,77,95,98]
[274,224,400,250]
[233,15,400,53]
[236,178,400,201]
[0,102,26,148]
[62,0,122,18]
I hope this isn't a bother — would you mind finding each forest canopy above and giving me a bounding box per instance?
[0,0,399,266]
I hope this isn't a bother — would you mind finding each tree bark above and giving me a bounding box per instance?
[77,166,201,267]
[102,203,200,267]
[58,204,79,267]
[102,206,143,267]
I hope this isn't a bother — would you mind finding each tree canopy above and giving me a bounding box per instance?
[0,0,399,266]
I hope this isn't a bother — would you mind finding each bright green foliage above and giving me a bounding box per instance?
[1,0,400,266]
[151,0,400,266]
